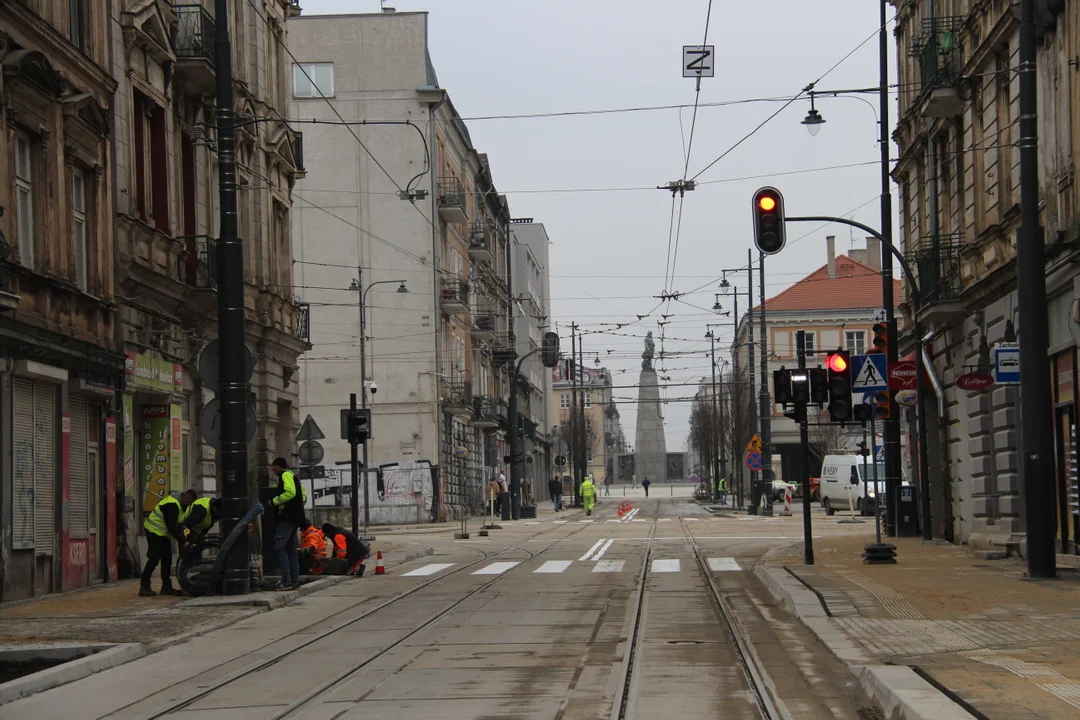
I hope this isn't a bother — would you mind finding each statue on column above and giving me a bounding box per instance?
[641,331,655,371]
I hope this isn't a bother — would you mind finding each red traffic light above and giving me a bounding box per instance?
[758,196,777,212]
[825,352,849,373]
[751,187,786,255]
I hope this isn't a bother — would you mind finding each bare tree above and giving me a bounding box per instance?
[720,366,753,506]
[688,396,720,485]
[557,410,598,467]
[807,407,855,462]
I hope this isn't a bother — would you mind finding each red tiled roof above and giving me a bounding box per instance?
[761,255,902,312]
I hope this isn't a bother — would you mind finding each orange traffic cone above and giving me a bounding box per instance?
[617,503,625,517]
[374,551,385,575]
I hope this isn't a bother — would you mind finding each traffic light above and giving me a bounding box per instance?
[825,350,852,423]
[541,331,560,368]
[808,367,828,405]
[751,186,786,255]
[853,403,873,423]
[772,368,792,406]
[875,390,892,420]
[791,370,810,405]
[871,322,888,355]
[347,408,372,444]
[856,440,869,457]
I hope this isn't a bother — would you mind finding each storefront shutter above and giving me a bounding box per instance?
[12,379,35,550]
[34,382,57,554]
[69,394,89,538]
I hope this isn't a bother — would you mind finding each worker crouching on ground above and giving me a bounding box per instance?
[322,523,371,576]
[580,475,597,516]
[271,457,307,590]
[181,496,221,543]
[140,489,197,597]
[298,520,327,576]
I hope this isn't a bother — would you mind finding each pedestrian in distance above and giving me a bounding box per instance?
[580,474,597,515]
[548,475,563,512]
[642,477,651,497]
[271,457,307,590]
[488,475,503,516]
[322,523,371,576]
[603,475,612,496]
[140,489,197,597]
[717,477,727,505]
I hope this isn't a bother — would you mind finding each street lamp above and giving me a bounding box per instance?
[801,95,825,136]
[350,273,409,532]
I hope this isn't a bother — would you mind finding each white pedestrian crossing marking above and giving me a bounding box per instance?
[402,563,455,577]
[593,560,625,573]
[472,561,519,576]
[651,559,680,573]
[552,520,568,524]
[657,518,673,522]
[534,560,572,574]
[576,519,594,524]
[607,519,622,523]
[684,518,700,522]
[579,539,605,561]
[707,557,742,572]
[593,539,615,560]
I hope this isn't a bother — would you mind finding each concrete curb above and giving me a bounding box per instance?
[753,564,975,720]
[0,643,144,706]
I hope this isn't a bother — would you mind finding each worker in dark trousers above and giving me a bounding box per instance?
[322,523,371,576]
[140,489,197,597]
[272,457,307,590]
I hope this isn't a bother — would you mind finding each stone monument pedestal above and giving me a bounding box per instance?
[634,368,667,482]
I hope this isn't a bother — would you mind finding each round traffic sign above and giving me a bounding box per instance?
[298,440,324,465]
[745,451,763,471]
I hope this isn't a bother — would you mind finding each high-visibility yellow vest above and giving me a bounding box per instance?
[144,495,181,537]
[183,497,215,535]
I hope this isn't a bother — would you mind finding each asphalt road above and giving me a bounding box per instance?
[0,497,883,719]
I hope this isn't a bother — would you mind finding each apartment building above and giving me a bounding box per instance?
[289,10,514,521]
[891,0,1080,550]
[550,364,620,483]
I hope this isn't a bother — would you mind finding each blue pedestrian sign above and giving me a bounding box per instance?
[851,354,889,393]
[993,342,1020,384]
[875,445,885,462]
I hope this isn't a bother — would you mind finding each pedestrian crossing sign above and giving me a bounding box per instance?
[851,354,889,392]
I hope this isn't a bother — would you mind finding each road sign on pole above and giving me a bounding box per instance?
[745,451,763,472]
[993,342,1021,384]
[682,45,715,77]
[851,354,889,392]
[297,414,325,442]
[745,434,762,453]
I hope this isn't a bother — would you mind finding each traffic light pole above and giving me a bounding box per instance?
[759,252,772,516]
[350,392,359,536]
[795,331,814,565]
[786,215,930,542]
[746,250,758,513]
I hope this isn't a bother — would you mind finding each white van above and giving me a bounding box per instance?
[819,454,887,515]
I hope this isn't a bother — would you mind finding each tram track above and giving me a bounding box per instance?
[126,506,619,720]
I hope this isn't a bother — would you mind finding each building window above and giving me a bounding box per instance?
[14,132,34,267]
[293,63,334,98]
[69,0,85,51]
[72,169,88,291]
[559,393,569,409]
[801,332,815,354]
[846,331,865,355]
[133,94,169,231]
[583,393,592,408]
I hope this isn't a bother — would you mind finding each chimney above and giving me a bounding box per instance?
[864,236,881,272]
[826,235,836,279]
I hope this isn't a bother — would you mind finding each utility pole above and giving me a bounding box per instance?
[795,331,814,565]
[358,267,370,532]
[877,0,902,537]
[349,392,359,535]
[577,330,587,493]
[213,0,248,595]
[506,216,520,521]
[758,251,772,516]
[746,249,757,512]
[570,324,580,506]
[1017,0,1055,578]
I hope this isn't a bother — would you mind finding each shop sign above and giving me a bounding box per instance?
[1056,352,1075,404]
[125,350,182,393]
[141,405,171,513]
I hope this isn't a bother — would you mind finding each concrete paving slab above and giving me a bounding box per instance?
[362,666,577,700]
[332,697,564,719]
[405,643,599,670]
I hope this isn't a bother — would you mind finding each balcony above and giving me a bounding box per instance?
[440,277,469,315]
[181,235,217,290]
[471,396,501,429]
[437,177,468,225]
[907,234,966,324]
[294,302,311,344]
[911,17,965,118]
[468,223,493,264]
[286,0,302,17]
[491,337,516,367]
[171,5,216,96]
[472,313,497,343]
[0,240,19,312]
[443,378,472,416]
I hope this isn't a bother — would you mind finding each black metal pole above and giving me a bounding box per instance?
[577,332,587,492]
[358,271,370,532]
[506,218,520,521]
[746,251,758,513]
[213,0,248,595]
[709,332,720,500]
[878,0,901,539]
[796,331,814,565]
[1017,0,1055,578]
[350,392,359,536]
[570,325,580,507]
[759,252,772,516]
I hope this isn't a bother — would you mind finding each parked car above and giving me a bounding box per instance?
[819,454,885,515]
[771,480,797,502]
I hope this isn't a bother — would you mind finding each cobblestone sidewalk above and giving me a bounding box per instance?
[763,535,1080,719]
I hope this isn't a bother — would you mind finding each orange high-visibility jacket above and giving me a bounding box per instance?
[332,535,348,560]
[300,526,326,557]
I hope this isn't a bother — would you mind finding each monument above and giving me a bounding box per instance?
[634,332,668,482]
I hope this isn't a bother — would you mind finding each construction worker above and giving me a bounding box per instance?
[322,523,371,576]
[271,457,306,590]
[580,474,597,516]
[298,520,327,576]
[140,489,197,597]
[717,477,728,505]
[182,496,221,542]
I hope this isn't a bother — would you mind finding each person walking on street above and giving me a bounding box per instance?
[717,477,727,505]
[488,475,503,517]
[642,477,651,497]
[580,475,597,515]
[548,475,563,512]
[603,475,612,496]
[140,489,197,596]
[271,457,306,590]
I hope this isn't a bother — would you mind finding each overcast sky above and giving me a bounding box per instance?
[302,0,898,452]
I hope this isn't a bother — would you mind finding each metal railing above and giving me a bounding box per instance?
[293,302,311,343]
[439,277,470,306]
[180,235,218,289]
[911,16,964,97]
[437,177,466,206]
[906,234,964,305]
[444,378,473,410]
[172,4,216,65]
